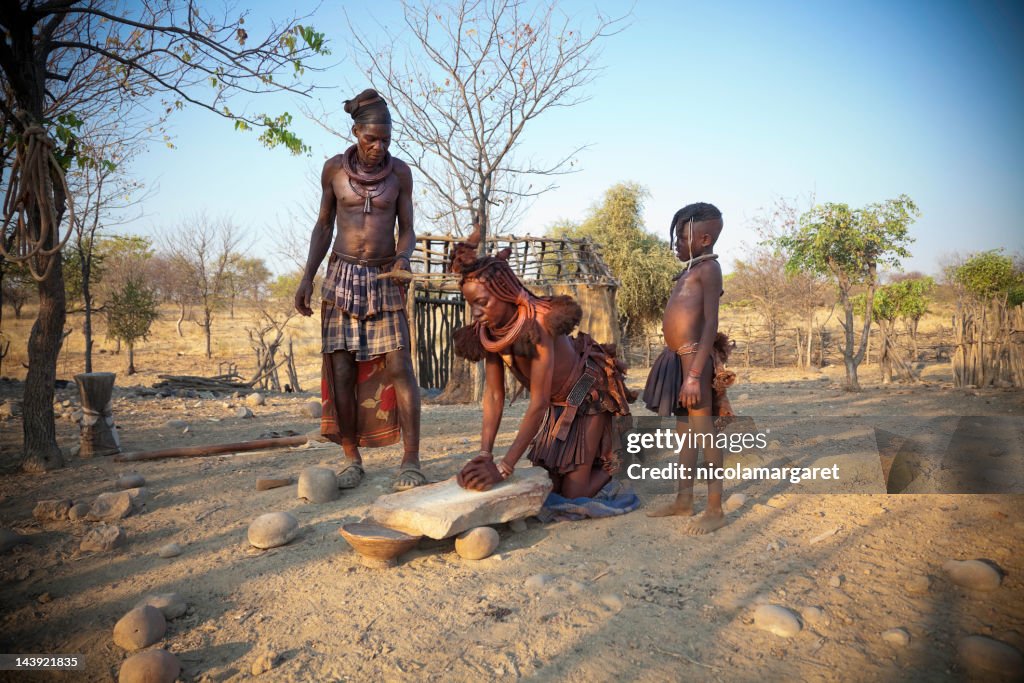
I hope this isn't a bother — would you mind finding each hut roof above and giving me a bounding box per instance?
[411,234,618,291]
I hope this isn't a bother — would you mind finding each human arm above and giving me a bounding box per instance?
[294,158,339,316]
[391,161,416,273]
[680,262,723,410]
[457,353,505,489]
[461,329,555,490]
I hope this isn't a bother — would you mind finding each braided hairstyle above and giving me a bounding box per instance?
[670,202,723,248]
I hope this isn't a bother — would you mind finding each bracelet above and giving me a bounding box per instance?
[480,450,493,459]
[496,460,513,479]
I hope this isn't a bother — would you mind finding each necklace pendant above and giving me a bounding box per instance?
[364,195,372,213]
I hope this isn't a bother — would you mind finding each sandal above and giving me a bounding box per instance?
[337,462,365,489]
[393,464,428,492]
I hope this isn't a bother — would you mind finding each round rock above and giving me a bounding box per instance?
[801,606,829,627]
[118,649,180,683]
[752,604,802,638]
[957,635,1023,680]
[135,592,187,620]
[943,559,1002,591]
[162,419,188,430]
[67,502,90,522]
[235,406,254,419]
[455,526,500,560]
[157,543,182,559]
[246,392,265,407]
[509,519,528,533]
[116,473,146,489]
[600,594,624,611]
[724,493,748,513]
[903,574,930,594]
[247,512,299,549]
[113,605,166,651]
[303,400,322,419]
[297,467,339,503]
[882,628,911,647]
[33,499,72,522]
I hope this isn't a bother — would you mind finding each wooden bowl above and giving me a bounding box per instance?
[339,522,422,568]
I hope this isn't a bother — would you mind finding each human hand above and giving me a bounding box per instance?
[392,255,411,273]
[294,279,313,316]
[457,454,501,491]
[680,375,702,410]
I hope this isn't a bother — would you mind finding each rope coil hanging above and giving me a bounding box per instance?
[0,112,75,282]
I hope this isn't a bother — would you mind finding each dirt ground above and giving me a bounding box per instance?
[1,347,1023,681]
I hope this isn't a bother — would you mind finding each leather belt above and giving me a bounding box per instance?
[332,251,395,267]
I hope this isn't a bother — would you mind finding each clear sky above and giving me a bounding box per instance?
[127,0,1024,275]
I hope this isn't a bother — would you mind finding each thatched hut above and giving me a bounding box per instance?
[407,234,620,390]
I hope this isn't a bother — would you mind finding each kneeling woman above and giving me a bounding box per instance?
[450,236,635,497]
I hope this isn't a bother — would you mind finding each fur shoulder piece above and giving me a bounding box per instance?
[541,295,581,337]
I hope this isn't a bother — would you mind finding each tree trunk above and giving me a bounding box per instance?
[127,343,136,375]
[806,317,814,370]
[176,301,185,337]
[204,308,213,359]
[22,222,67,473]
[82,271,93,374]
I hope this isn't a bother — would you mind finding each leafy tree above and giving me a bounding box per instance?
[776,195,918,389]
[0,1,328,472]
[551,182,677,339]
[225,256,272,317]
[105,278,158,375]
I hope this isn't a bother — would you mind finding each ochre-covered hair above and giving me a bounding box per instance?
[449,237,581,360]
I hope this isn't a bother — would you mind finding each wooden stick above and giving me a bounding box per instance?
[114,435,309,462]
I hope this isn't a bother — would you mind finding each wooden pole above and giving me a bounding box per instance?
[114,435,309,462]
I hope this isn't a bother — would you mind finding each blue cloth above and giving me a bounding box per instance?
[537,479,640,523]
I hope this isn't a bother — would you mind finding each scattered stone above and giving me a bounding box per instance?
[957,635,1023,680]
[303,400,322,419]
[297,467,339,503]
[904,574,930,594]
[248,512,299,549]
[33,499,72,522]
[525,574,555,591]
[801,606,829,627]
[37,592,52,604]
[724,493,748,513]
[250,650,280,676]
[198,391,215,400]
[752,604,802,638]
[509,519,528,533]
[370,467,552,539]
[113,605,166,650]
[600,594,624,611]
[246,393,265,407]
[157,543,182,559]
[568,580,589,594]
[0,529,30,553]
[162,419,188,430]
[943,559,1002,591]
[80,524,126,552]
[67,503,90,521]
[86,491,134,522]
[882,628,911,647]
[455,526,500,560]
[256,477,292,491]
[118,649,180,683]
[135,592,187,620]
[829,574,843,588]
[116,473,145,489]
[235,407,254,419]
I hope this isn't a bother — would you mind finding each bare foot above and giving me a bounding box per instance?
[684,510,727,534]
[646,497,695,518]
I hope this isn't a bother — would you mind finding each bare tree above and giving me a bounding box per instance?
[162,214,243,359]
[729,251,788,368]
[0,1,327,472]
[330,0,628,241]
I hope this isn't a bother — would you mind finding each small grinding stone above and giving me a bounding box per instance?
[157,543,182,559]
[118,649,180,683]
[297,467,339,503]
[134,593,187,620]
[882,628,911,647]
[116,473,145,489]
[957,635,1024,679]
[455,526,500,560]
[113,605,166,651]
[80,524,126,552]
[247,512,299,549]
